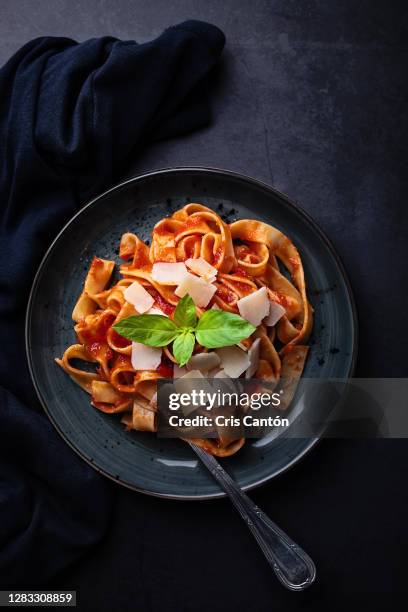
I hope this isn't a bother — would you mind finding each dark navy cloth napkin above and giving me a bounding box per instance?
[0,21,225,586]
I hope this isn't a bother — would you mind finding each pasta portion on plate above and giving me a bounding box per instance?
[56,203,313,456]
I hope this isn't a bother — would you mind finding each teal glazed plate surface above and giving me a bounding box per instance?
[26,168,357,499]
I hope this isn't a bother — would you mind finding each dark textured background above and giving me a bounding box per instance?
[2,1,407,610]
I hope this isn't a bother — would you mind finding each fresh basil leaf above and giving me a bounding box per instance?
[113,315,180,347]
[196,310,256,348]
[173,331,195,366]
[174,294,197,329]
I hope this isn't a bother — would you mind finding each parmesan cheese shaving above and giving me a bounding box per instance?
[131,342,162,371]
[185,257,217,282]
[216,346,250,378]
[237,286,270,326]
[175,272,216,307]
[124,282,154,313]
[187,352,221,372]
[151,262,188,285]
[245,338,261,378]
[265,300,286,326]
[173,364,188,378]
[147,306,168,317]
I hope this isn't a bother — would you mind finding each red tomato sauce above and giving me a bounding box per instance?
[184,235,200,258]
[110,329,131,348]
[231,281,252,295]
[120,249,133,261]
[157,356,174,378]
[235,245,252,259]
[92,257,105,268]
[154,223,174,236]
[213,247,223,265]
[78,312,116,344]
[88,342,113,361]
[289,257,300,271]
[232,267,248,277]
[132,249,150,268]
[145,287,176,315]
[274,292,289,308]
[185,215,203,229]
[216,286,235,304]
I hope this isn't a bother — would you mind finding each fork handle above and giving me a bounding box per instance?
[190,443,316,591]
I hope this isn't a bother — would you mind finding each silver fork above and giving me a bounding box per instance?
[188,442,316,591]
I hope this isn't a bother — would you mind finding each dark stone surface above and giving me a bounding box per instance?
[2,1,407,610]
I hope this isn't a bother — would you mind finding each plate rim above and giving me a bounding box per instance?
[25,166,359,500]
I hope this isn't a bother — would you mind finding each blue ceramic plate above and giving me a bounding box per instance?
[26,168,357,499]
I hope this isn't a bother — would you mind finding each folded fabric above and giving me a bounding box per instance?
[0,21,225,586]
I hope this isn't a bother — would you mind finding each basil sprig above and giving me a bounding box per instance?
[113,294,256,367]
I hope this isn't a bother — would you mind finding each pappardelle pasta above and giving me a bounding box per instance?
[56,203,313,456]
